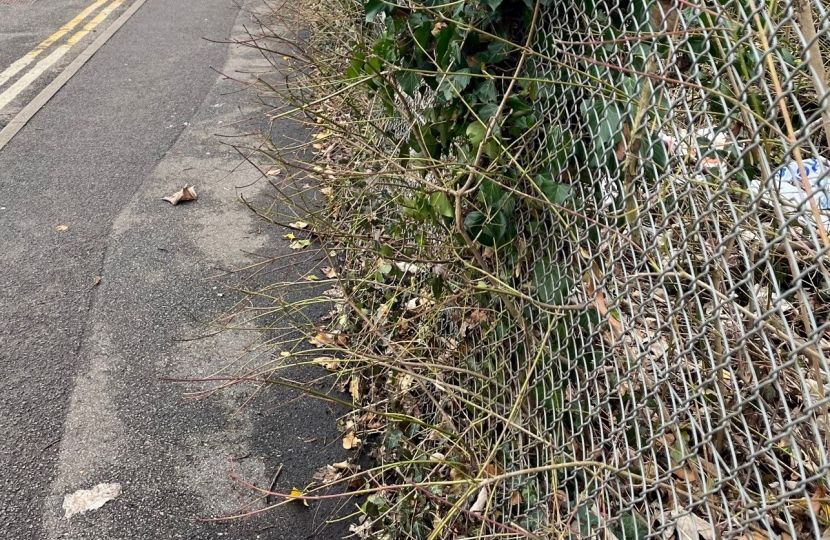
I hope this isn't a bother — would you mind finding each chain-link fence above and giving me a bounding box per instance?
[508,1,830,539]
[275,0,830,537]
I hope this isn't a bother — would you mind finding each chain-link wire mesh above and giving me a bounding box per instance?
[500,1,830,538]
[409,2,830,539]
[290,0,830,537]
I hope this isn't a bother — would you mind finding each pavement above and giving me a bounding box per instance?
[0,0,348,538]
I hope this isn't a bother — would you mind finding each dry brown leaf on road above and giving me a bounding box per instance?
[289,221,309,229]
[55,225,69,231]
[321,266,338,278]
[162,185,197,205]
[309,333,335,347]
[342,431,360,449]
[313,464,342,483]
[312,356,340,370]
[313,461,359,484]
[289,239,311,250]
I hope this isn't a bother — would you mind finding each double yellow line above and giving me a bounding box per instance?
[0,0,125,110]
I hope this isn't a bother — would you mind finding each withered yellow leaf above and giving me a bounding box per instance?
[289,239,311,250]
[349,376,360,401]
[309,333,335,347]
[312,356,340,370]
[342,431,360,450]
[288,487,309,507]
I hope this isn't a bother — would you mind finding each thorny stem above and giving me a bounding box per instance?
[428,321,553,540]
[450,0,543,352]
[622,57,656,248]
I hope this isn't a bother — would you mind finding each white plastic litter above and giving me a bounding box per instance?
[661,120,830,232]
[771,157,830,209]
[63,483,122,519]
[750,157,830,230]
[600,117,830,234]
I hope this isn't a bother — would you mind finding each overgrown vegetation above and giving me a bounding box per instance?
[219,0,830,538]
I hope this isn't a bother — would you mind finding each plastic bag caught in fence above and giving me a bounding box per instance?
[751,157,830,230]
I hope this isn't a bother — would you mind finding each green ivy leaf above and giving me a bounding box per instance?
[610,510,650,540]
[474,79,497,103]
[478,102,499,121]
[533,173,572,205]
[506,95,532,117]
[479,179,503,206]
[410,16,432,60]
[435,25,455,65]
[466,121,487,146]
[396,70,420,96]
[346,51,365,80]
[429,192,454,218]
[640,130,668,171]
[479,40,511,63]
[464,210,507,247]
[364,0,385,22]
[450,68,472,92]
[531,260,572,304]
[384,428,403,451]
[581,99,624,168]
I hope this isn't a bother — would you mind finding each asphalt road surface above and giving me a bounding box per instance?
[0,0,347,538]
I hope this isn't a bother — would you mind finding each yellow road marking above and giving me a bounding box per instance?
[0,0,126,111]
[0,0,110,88]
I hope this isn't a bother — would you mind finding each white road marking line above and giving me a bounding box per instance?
[0,0,125,111]
[0,0,110,88]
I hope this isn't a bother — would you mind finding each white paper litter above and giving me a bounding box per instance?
[469,485,490,515]
[63,482,122,519]
[661,124,731,168]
